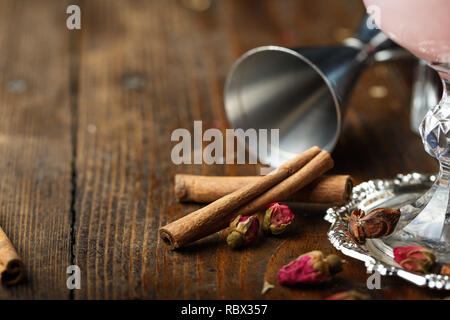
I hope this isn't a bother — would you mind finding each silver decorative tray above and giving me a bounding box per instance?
[325,173,450,290]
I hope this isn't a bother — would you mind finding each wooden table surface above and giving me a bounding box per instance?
[0,0,447,300]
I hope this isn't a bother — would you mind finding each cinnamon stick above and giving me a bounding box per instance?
[160,149,333,249]
[175,174,353,205]
[0,226,25,286]
[233,151,333,216]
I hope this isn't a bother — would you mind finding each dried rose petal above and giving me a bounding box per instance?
[393,246,436,274]
[277,250,343,285]
[325,290,370,300]
[263,203,295,235]
[226,215,259,248]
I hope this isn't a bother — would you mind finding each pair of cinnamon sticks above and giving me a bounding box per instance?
[160,146,347,250]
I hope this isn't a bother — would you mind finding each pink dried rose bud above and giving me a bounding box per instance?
[277,250,344,285]
[325,290,370,300]
[226,215,259,249]
[263,202,295,235]
[393,246,436,274]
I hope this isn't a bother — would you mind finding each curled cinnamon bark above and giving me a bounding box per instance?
[175,174,353,205]
[0,227,25,286]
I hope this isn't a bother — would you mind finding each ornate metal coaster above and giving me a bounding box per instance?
[325,173,450,290]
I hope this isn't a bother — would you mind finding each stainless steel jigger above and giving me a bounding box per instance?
[224,15,406,167]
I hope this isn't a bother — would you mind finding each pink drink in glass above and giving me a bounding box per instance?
[363,0,450,262]
[363,0,450,64]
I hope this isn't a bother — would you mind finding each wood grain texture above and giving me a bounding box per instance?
[71,0,443,300]
[0,0,443,299]
[0,0,72,299]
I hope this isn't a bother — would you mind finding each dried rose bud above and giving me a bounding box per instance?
[348,208,400,244]
[325,290,370,300]
[226,215,259,249]
[263,202,295,235]
[441,264,450,276]
[277,250,344,285]
[393,246,436,274]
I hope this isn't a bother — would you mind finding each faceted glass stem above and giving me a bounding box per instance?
[385,65,450,263]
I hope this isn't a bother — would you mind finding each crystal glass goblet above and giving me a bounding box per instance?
[363,0,450,262]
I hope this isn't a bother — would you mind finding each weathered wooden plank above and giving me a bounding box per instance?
[73,0,263,299]
[73,0,441,299]
[0,0,73,299]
